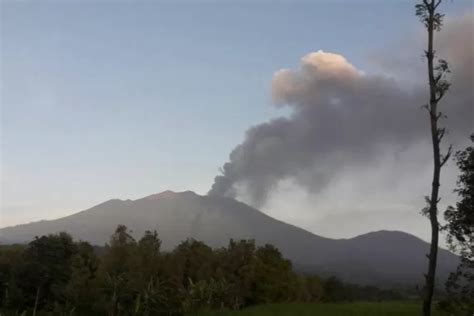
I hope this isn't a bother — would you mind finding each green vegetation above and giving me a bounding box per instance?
[0,226,407,316]
[194,302,448,316]
[439,135,474,315]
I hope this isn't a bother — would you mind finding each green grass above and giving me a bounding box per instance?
[194,302,448,316]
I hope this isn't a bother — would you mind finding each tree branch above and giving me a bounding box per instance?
[440,145,453,167]
[437,127,446,142]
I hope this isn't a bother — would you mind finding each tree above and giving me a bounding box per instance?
[220,239,258,309]
[135,230,162,288]
[1,225,423,314]
[100,225,137,277]
[253,244,296,303]
[441,134,474,315]
[99,225,138,315]
[19,232,77,312]
[445,134,474,263]
[415,1,452,315]
[170,239,215,287]
[297,275,324,302]
[0,244,26,309]
[65,241,100,314]
[323,276,347,302]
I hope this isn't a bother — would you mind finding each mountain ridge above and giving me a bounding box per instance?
[0,190,458,286]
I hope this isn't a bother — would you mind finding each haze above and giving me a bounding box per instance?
[1,1,473,245]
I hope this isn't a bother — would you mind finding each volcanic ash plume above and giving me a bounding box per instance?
[209,15,473,208]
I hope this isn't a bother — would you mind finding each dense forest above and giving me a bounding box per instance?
[0,226,406,316]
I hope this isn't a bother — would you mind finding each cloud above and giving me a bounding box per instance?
[209,12,473,229]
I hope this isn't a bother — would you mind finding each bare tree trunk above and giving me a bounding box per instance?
[418,1,451,315]
[423,6,439,315]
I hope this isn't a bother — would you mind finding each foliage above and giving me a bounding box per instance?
[0,226,411,315]
[65,241,100,313]
[193,302,450,316]
[439,134,474,315]
[445,135,474,261]
[19,232,76,312]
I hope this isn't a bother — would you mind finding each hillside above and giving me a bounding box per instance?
[0,190,458,286]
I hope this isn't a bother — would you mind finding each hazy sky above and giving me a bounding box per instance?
[1,1,473,244]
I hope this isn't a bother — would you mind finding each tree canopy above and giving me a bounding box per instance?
[0,226,404,315]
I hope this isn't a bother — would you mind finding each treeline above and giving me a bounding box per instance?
[0,225,403,315]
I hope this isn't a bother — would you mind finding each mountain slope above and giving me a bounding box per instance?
[0,191,458,286]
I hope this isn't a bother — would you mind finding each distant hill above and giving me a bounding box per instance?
[0,190,458,286]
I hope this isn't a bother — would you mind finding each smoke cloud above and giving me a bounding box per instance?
[209,14,473,210]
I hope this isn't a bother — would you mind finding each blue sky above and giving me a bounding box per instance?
[1,1,472,230]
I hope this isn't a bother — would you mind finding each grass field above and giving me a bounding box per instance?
[195,302,448,316]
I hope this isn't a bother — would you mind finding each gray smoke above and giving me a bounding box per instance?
[209,14,473,207]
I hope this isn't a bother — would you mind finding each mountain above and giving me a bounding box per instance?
[0,190,458,286]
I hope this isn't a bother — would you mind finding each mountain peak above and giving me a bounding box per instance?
[141,190,198,200]
[352,230,424,241]
[0,192,458,286]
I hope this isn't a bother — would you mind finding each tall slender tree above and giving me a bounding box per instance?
[415,1,452,315]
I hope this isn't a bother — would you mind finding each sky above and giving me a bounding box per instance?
[1,1,473,244]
